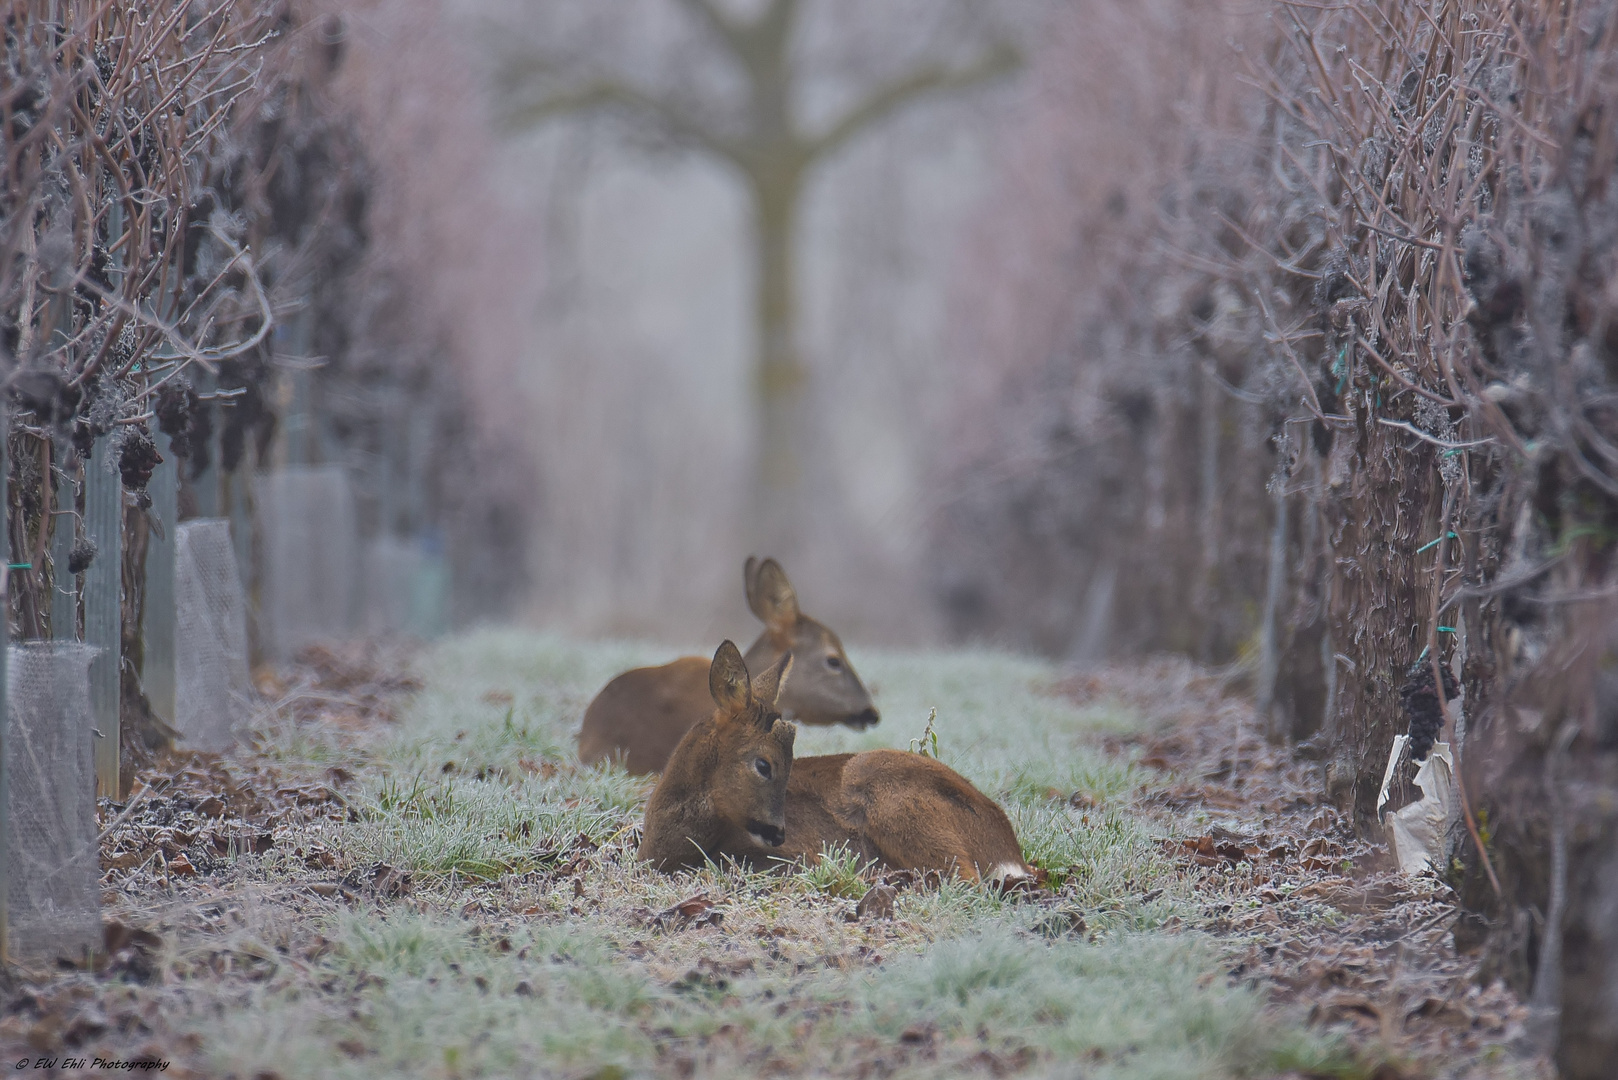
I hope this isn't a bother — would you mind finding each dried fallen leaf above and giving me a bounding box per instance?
[854,884,896,921]
[371,862,413,898]
[649,893,724,932]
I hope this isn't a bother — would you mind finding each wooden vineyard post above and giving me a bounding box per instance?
[85,438,121,798]
[50,439,76,640]
[191,368,218,519]
[1,402,10,962]
[143,454,178,729]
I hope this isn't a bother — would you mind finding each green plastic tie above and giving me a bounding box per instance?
[1415,531,1459,554]
[1437,626,1457,634]
[6,562,31,569]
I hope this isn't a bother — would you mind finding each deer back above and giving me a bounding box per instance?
[578,656,710,774]
[782,749,1031,885]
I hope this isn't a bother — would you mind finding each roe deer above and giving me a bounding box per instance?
[579,557,878,774]
[639,642,1031,886]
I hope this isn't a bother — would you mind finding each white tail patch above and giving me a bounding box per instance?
[990,861,1032,884]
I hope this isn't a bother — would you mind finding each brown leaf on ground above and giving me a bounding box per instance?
[369,862,414,898]
[880,869,917,891]
[1164,835,1249,866]
[650,893,725,933]
[855,884,897,921]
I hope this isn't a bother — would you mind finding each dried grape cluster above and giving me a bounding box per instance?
[1398,660,1460,763]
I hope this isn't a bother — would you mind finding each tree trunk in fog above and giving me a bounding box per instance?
[1321,422,1442,833]
[751,167,810,555]
[1453,599,1618,1077]
[496,0,1016,554]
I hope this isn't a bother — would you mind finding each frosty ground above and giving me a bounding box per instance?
[2,635,1549,1079]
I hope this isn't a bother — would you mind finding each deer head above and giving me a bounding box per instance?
[743,556,879,730]
[639,641,797,869]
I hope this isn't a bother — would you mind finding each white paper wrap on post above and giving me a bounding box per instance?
[1377,734,1454,875]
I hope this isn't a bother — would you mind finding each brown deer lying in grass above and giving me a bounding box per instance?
[638,642,1032,886]
[579,557,879,774]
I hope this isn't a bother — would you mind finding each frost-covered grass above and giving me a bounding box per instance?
[186,631,1357,1079]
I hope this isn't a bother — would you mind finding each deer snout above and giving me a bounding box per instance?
[846,707,880,730]
[746,819,786,847]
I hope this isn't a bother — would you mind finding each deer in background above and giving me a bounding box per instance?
[579,557,879,774]
[639,641,1031,886]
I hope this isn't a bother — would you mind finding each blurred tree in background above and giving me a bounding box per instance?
[490,0,1016,559]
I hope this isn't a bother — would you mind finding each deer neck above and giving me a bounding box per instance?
[642,724,726,865]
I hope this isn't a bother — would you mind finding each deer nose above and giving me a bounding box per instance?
[847,708,880,730]
[747,820,786,847]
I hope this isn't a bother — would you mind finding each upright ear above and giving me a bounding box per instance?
[744,556,761,610]
[747,558,800,638]
[709,640,751,715]
[749,651,793,718]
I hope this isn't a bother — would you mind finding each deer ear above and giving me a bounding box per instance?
[749,651,793,716]
[744,556,761,611]
[748,558,800,637]
[709,640,751,715]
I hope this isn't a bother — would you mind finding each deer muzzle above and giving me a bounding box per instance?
[846,707,880,730]
[746,820,786,847]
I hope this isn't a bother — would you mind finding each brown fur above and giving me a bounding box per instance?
[779,750,1031,883]
[580,558,878,774]
[638,642,797,871]
[640,649,1030,884]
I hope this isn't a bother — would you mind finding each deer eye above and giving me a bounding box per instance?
[754,758,772,780]
[825,655,843,671]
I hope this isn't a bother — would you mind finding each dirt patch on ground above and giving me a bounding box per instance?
[1060,659,1551,1079]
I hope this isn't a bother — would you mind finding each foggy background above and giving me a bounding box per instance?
[13,2,1618,1060]
[339,0,1037,646]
